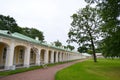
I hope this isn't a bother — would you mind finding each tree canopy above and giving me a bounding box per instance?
[64,45,75,51]
[0,15,22,33]
[66,45,75,51]
[22,27,44,41]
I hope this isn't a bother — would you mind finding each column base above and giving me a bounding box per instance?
[35,63,40,66]
[24,64,30,68]
[5,65,16,70]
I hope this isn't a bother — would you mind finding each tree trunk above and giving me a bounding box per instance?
[89,31,97,62]
[91,40,97,62]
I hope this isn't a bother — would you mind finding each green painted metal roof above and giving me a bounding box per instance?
[0,30,80,54]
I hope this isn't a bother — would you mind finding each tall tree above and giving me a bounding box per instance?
[85,0,120,58]
[68,5,102,62]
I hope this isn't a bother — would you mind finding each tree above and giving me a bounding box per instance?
[66,45,75,51]
[85,0,120,58]
[22,27,44,41]
[68,5,102,62]
[53,40,62,47]
[0,14,22,33]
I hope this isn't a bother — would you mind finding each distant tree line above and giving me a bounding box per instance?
[0,14,44,41]
[52,40,75,51]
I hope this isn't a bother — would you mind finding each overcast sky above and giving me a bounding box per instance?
[0,0,87,49]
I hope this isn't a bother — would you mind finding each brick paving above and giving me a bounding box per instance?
[0,59,85,80]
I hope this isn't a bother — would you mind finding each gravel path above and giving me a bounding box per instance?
[0,59,85,80]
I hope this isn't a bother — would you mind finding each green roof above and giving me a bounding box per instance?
[0,30,80,53]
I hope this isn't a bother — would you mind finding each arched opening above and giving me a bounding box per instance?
[14,45,26,67]
[48,50,52,63]
[0,42,9,69]
[40,49,46,63]
[30,48,36,65]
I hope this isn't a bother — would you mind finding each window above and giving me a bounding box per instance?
[19,49,24,59]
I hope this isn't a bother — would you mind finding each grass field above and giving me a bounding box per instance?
[55,58,120,80]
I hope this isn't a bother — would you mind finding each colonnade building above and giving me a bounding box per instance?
[0,30,82,70]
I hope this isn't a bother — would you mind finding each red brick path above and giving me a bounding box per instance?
[0,59,85,80]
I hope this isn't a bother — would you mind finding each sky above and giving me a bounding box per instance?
[0,0,87,49]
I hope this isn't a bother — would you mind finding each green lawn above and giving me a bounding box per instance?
[55,58,120,80]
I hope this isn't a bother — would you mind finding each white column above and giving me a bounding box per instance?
[61,53,64,62]
[68,53,70,61]
[69,54,71,60]
[66,53,68,61]
[62,53,65,62]
[50,50,54,63]
[64,53,67,61]
[44,49,48,64]
[5,42,15,70]
[59,52,62,62]
[70,54,72,60]
[35,49,40,66]
[58,52,60,62]
[24,46,31,68]
[55,51,58,63]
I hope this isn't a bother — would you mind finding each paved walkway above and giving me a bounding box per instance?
[0,59,85,80]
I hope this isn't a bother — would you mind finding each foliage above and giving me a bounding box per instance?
[0,15,22,33]
[87,49,93,55]
[66,45,75,51]
[53,40,62,47]
[85,0,120,58]
[77,46,88,53]
[56,58,120,80]
[22,27,44,41]
[68,5,102,62]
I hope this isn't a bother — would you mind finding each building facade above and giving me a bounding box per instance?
[0,30,82,70]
